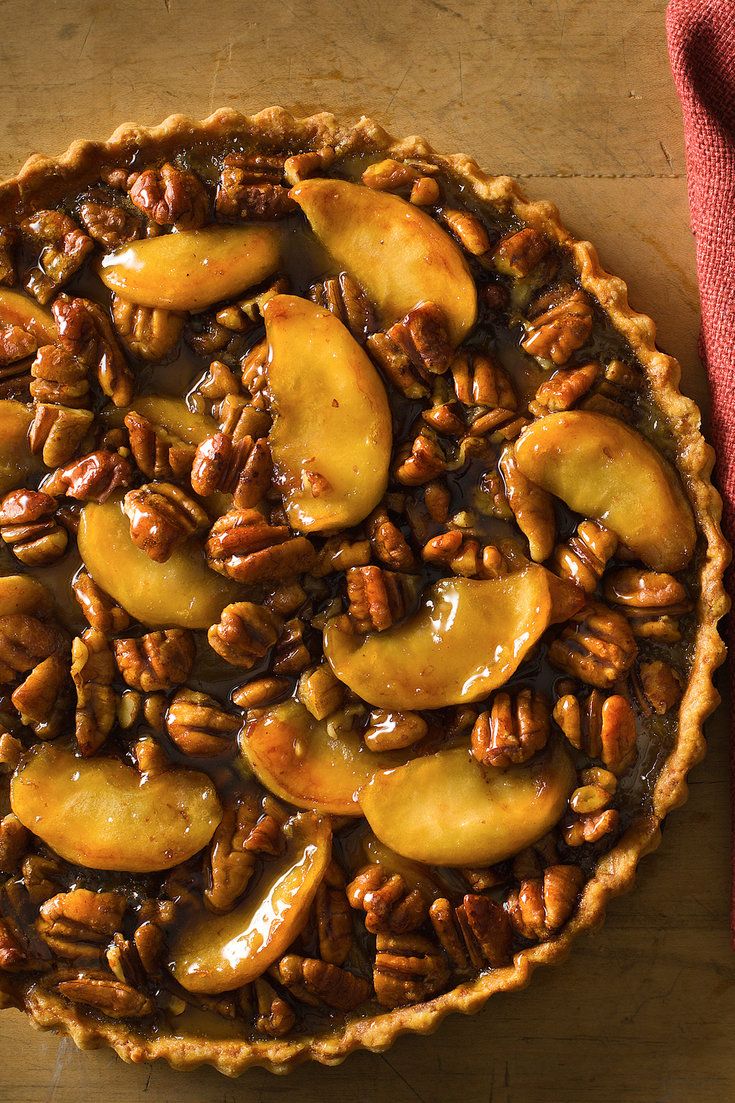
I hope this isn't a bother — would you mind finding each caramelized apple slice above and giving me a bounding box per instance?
[291,178,476,344]
[324,566,577,710]
[0,287,57,343]
[361,742,575,867]
[0,400,43,494]
[264,295,391,532]
[514,411,696,572]
[78,496,241,629]
[170,812,331,994]
[98,226,280,311]
[241,699,411,816]
[10,743,221,872]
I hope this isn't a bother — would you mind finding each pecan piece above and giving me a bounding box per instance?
[346,565,411,633]
[191,432,272,509]
[550,520,618,594]
[205,790,263,912]
[315,861,353,966]
[367,507,415,570]
[44,449,134,502]
[492,227,550,278]
[429,894,512,971]
[0,919,28,970]
[128,162,208,229]
[283,146,336,184]
[255,977,296,1036]
[563,767,619,845]
[364,709,428,752]
[22,854,64,906]
[0,612,64,684]
[438,208,491,255]
[0,489,67,565]
[71,628,117,756]
[56,975,154,1019]
[386,302,453,375]
[312,535,372,577]
[37,888,125,961]
[499,444,556,562]
[21,210,94,303]
[123,482,208,562]
[637,660,683,715]
[52,294,133,407]
[361,158,422,191]
[603,567,692,642]
[373,932,449,1008]
[297,663,345,721]
[271,617,313,675]
[548,601,637,688]
[0,323,36,365]
[563,808,620,847]
[0,813,30,874]
[72,570,130,633]
[529,362,599,415]
[124,411,195,481]
[28,403,94,466]
[395,432,446,486]
[274,954,371,1011]
[206,508,316,583]
[111,295,184,361]
[309,272,375,342]
[114,629,194,692]
[421,530,510,579]
[366,330,429,399]
[30,344,90,407]
[166,688,240,756]
[471,688,550,769]
[78,198,142,249]
[505,865,584,941]
[553,689,637,776]
[207,601,280,668]
[11,653,68,737]
[232,675,290,709]
[522,287,594,366]
[216,153,294,220]
[347,865,429,935]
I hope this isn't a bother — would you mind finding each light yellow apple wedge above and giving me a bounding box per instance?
[78,495,241,629]
[170,812,331,994]
[514,411,696,573]
[291,178,477,344]
[240,699,412,816]
[0,287,57,343]
[360,742,575,867]
[264,294,392,532]
[323,566,580,710]
[11,743,221,872]
[98,226,280,312]
[0,400,43,494]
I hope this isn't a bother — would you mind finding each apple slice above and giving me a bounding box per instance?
[0,400,43,494]
[323,566,580,710]
[124,394,218,444]
[360,742,575,867]
[170,811,331,994]
[11,742,221,872]
[291,178,476,345]
[98,226,280,312]
[0,287,57,343]
[240,699,412,816]
[78,495,241,629]
[264,294,392,533]
[514,411,696,572]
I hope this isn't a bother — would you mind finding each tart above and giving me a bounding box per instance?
[0,107,728,1075]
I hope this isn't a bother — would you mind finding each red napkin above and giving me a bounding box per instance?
[666,0,734,942]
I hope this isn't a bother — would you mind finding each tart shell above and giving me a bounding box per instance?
[0,106,729,1075]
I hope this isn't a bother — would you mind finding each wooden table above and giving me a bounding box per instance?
[0,1,732,1100]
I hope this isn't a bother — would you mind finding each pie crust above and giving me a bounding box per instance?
[0,106,729,1075]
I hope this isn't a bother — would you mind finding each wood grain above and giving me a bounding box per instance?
[0,1,731,1100]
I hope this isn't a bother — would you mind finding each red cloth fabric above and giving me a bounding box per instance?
[666,0,735,942]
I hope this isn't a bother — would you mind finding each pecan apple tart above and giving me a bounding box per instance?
[0,107,727,1074]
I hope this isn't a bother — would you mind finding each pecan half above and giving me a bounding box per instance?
[30,344,90,407]
[113,629,195,692]
[550,520,618,593]
[205,791,262,912]
[363,709,428,752]
[232,675,290,709]
[71,628,117,756]
[563,808,620,847]
[492,227,550,278]
[347,865,429,934]
[394,432,447,486]
[430,894,512,971]
[309,272,375,342]
[386,302,453,375]
[521,287,594,366]
[603,568,692,642]
[312,535,372,577]
[72,571,130,634]
[361,158,422,191]
[37,888,125,962]
[274,954,371,1011]
[206,508,316,583]
[215,278,289,336]
[548,601,638,688]
[11,653,68,737]
[44,450,134,502]
[529,362,599,415]
[216,153,294,220]
[128,162,208,229]
[373,932,449,1008]
[254,977,296,1036]
[52,294,133,407]
[367,507,415,571]
[499,444,556,562]
[0,612,64,684]
[21,210,94,303]
[452,351,517,418]
[297,663,345,721]
[271,617,313,675]
[166,688,240,756]
[191,432,272,509]
[283,146,336,184]
[0,323,36,366]
[78,198,142,249]
[111,295,184,361]
[346,565,411,633]
[438,208,491,255]
[124,411,195,481]
[505,864,584,941]
[366,330,429,399]
[0,489,67,565]
[22,854,64,907]
[553,689,637,776]
[55,974,154,1019]
[472,688,550,769]
[28,403,94,466]
[123,482,209,562]
[314,861,353,966]
[637,660,683,715]
[207,601,280,668]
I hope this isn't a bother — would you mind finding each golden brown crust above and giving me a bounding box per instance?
[0,105,729,1075]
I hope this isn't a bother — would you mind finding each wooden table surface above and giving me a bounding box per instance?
[0,1,732,1100]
